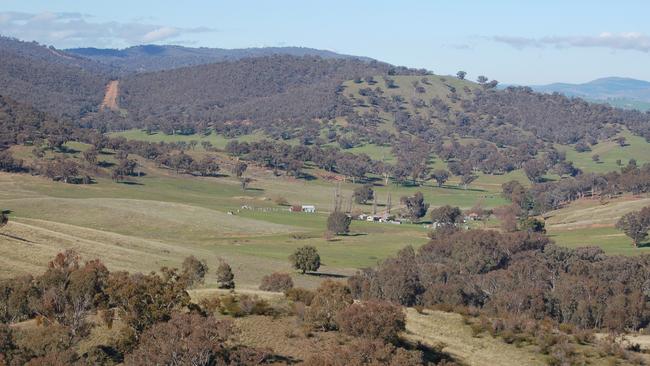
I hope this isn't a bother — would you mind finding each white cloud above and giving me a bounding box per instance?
[492,32,650,53]
[141,26,179,43]
[0,11,215,48]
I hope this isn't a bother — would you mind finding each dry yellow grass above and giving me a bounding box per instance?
[546,195,650,230]
[403,309,547,366]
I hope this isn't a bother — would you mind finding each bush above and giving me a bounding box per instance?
[303,339,424,366]
[181,255,208,287]
[335,300,406,343]
[306,280,353,331]
[216,261,235,289]
[259,273,294,292]
[284,287,315,306]
[125,313,270,365]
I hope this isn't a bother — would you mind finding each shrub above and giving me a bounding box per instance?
[273,196,289,206]
[303,339,424,366]
[181,255,208,287]
[335,300,406,343]
[125,313,269,365]
[216,261,235,289]
[306,280,353,331]
[284,287,315,306]
[259,273,294,292]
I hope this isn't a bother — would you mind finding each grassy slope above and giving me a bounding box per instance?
[0,150,435,288]
[545,195,650,255]
[558,130,650,173]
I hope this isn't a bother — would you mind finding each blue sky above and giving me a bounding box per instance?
[1,0,650,84]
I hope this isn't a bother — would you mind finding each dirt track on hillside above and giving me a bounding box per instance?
[100,80,119,111]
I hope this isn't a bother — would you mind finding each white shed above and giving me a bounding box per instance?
[301,205,316,213]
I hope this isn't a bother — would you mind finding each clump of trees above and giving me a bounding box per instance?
[289,246,321,274]
[348,229,650,332]
[430,205,462,225]
[400,192,429,222]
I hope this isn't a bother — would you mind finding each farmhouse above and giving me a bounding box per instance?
[301,205,316,213]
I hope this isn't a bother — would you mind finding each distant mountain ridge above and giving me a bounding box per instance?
[527,77,650,111]
[66,44,373,73]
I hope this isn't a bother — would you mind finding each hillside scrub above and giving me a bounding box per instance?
[349,229,650,332]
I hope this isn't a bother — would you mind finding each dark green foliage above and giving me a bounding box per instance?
[400,192,429,222]
[520,217,546,233]
[616,206,650,246]
[289,246,320,274]
[430,205,462,225]
[216,261,235,289]
[430,169,450,187]
[353,184,374,204]
[327,211,352,235]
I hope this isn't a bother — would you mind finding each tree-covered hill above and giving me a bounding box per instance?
[0,36,109,119]
[66,44,373,73]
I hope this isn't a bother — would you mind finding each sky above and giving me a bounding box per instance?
[1,0,649,84]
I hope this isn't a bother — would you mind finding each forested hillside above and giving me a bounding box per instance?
[0,37,108,119]
[115,56,422,133]
[66,44,370,73]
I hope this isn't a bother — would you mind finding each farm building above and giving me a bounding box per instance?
[301,205,316,213]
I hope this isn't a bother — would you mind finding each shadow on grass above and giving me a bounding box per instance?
[343,232,367,237]
[243,187,264,192]
[638,242,650,248]
[98,161,115,168]
[306,272,348,279]
[118,181,144,186]
[399,338,457,365]
[0,232,34,243]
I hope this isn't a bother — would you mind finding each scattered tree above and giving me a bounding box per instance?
[616,207,650,247]
[0,211,7,228]
[181,256,208,287]
[460,173,478,189]
[232,162,247,178]
[430,169,450,187]
[353,184,374,204]
[327,211,352,235]
[456,71,467,80]
[216,261,235,289]
[289,246,321,274]
[430,205,463,225]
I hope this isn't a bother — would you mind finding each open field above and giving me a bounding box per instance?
[0,170,431,288]
[2,133,649,287]
[545,195,650,255]
[558,130,650,173]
